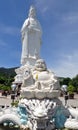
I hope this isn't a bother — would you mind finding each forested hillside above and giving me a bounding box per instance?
[0,67,17,91]
[0,67,17,77]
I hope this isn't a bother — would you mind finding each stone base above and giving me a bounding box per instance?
[20,90,60,99]
[21,56,37,67]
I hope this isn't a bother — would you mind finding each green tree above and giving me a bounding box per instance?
[67,84,75,94]
[70,75,78,91]
[59,77,71,86]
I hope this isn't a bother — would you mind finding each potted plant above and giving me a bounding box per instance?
[67,85,75,99]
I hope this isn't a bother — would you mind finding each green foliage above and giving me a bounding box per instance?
[67,84,75,94]
[0,67,17,77]
[0,67,17,91]
[11,100,19,107]
[59,77,71,86]
[0,84,11,91]
[70,75,78,91]
[59,75,78,92]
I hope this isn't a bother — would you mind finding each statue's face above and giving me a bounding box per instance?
[35,59,47,71]
[29,6,36,18]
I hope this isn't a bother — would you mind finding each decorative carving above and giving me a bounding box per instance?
[20,59,60,99]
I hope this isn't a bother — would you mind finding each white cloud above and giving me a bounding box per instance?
[0,39,7,47]
[53,51,78,78]
[61,13,78,25]
[34,0,54,14]
[0,23,20,36]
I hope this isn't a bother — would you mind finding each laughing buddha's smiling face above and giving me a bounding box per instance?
[35,59,47,71]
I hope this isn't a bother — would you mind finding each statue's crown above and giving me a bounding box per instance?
[29,5,36,18]
[30,5,35,11]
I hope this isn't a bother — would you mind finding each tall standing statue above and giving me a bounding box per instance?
[21,6,42,66]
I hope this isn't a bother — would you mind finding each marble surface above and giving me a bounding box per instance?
[21,6,42,66]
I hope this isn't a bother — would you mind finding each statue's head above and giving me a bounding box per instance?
[35,59,47,71]
[29,5,36,18]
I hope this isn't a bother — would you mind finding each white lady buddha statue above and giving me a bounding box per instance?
[21,6,42,66]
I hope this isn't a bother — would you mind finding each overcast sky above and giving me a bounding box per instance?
[0,0,78,78]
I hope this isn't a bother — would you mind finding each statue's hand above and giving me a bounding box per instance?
[26,20,30,27]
